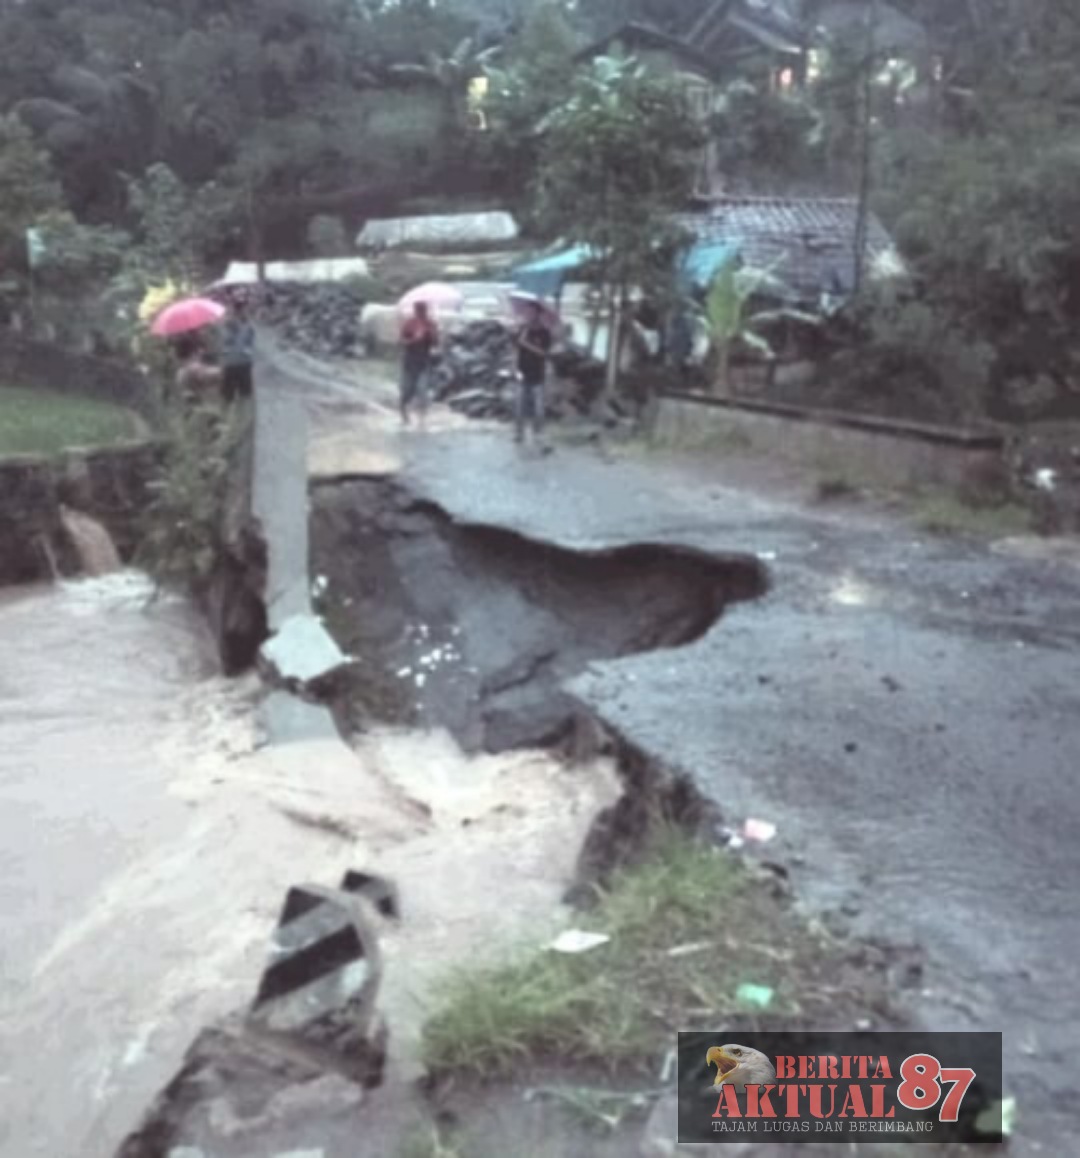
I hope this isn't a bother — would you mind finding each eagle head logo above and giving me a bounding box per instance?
[706,1043,778,1089]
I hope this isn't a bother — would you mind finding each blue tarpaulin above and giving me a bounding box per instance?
[512,240,739,299]
[511,245,598,298]
[678,241,740,293]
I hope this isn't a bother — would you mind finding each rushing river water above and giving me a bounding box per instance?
[0,572,242,1157]
[0,569,618,1157]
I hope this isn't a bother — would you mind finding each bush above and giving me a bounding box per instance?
[820,294,995,423]
[137,389,247,590]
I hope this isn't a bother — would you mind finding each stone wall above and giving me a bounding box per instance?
[654,391,1008,493]
[0,442,161,585]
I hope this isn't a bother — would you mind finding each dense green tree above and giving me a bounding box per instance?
[0,115,63,277]
[536,55,704,390]
[478,1,580,201]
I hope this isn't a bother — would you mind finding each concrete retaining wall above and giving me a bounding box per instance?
[0,441,161,585]
[654,391,1007,492]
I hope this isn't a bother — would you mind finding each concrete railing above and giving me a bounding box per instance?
[654,391,1007,492]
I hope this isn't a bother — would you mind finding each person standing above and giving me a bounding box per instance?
[173,335,222,401]
[514,300,553,446]
[220,296,256,403]
[399,301,438,426]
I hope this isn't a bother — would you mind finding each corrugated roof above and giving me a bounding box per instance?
[675,196,902,302]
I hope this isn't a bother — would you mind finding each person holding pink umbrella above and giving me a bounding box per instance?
[150,295,226,402]
[173,334,222,401]
[513,298,555,449]
[398,300,439,426]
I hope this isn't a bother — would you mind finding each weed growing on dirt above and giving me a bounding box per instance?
[913,492,1034,538]
[421,828,893,1082]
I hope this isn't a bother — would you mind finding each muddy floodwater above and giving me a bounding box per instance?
[0,571,617,1157]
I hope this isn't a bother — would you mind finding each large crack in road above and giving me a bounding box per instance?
[311,475,767,755]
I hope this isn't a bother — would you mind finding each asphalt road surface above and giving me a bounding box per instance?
[395,427,1080,1156]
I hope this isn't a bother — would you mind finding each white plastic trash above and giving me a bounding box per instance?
[549,930,611,954]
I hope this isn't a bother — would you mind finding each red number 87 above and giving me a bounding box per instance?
[898,1054,977,1122]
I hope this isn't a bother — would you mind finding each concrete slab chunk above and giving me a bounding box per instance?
[260,613,348,689]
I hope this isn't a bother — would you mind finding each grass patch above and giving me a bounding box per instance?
[0,385,138,458]
[912,491,1034,538]
[421,829,893,1085]
[809,454,880,502]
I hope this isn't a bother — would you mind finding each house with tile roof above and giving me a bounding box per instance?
[675,195,904,307]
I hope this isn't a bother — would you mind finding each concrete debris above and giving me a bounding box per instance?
[259,613,350,693]
[116,873,396,1157]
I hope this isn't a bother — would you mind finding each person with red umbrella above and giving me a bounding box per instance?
[150,295,226,401]
[398,300,439,427]
[173,334,222,401]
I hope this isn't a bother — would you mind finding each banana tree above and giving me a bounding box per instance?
[700,261,820,394]
[389,38,502,135]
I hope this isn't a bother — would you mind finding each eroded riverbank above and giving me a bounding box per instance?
[0,571,622,1158]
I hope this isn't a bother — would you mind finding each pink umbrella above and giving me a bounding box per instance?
[508,290,560,328]
[398,282,465,314]
[151,297,227,337]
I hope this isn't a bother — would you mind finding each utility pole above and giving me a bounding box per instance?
[852,0,879,297]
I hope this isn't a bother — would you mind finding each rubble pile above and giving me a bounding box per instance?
[236,282,370,359]
[430,320,517,420]
[430,320,615,424]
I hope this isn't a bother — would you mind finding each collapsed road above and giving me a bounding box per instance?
[254,343,1080,1154]
[300,384,1079,1157]
[6,343,1076,1156]
[310,476,765,753]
